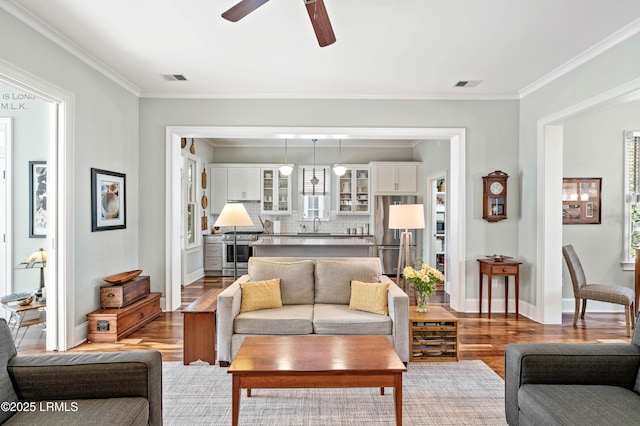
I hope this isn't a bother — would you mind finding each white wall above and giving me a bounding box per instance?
[0,10,140,344]
[139,98,520,307]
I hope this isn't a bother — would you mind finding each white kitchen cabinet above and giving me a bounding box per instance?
[209,167,227,214]
[371,162,421,194]
[261,168,291,214]
[227,167,260,201]
[337,166,370,215]
[204,235,223,273]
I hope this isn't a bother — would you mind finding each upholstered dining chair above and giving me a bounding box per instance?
[562,244,635,336]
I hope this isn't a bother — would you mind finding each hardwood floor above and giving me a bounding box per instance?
[14,275,634,379]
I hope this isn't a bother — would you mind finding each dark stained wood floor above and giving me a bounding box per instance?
[15,276,634,379]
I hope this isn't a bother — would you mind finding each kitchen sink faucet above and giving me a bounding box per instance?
[313,216,320,233]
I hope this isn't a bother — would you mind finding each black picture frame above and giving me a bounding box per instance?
[562,177,602,224]
[29,161,47,238]
[91,168,126,232]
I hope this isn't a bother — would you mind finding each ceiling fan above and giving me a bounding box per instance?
[222,0,336,47]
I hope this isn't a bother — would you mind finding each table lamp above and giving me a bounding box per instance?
[17,248,47,299]
[213,203,254,280]
[388,204,425,289]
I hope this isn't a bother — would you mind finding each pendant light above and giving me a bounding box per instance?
[311,139,319,186]
[333,139,347,176]
[278,139,294,176]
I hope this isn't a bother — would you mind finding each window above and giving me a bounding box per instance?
[183,155,200,249]
[299,165,330,221]
[624,131,640,266]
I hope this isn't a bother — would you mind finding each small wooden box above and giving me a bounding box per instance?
[87,292,162,343]
[100,275,150,308]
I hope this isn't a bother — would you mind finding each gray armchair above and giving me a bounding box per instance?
[0,319,162,425]
[505,320,640,425]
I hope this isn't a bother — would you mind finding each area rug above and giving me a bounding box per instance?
[162,360,506,425]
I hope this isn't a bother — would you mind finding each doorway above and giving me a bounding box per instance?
[0,60,74,351]
[165,127,467,312]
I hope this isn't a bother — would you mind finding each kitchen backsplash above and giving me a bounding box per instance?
[208,202,372,235]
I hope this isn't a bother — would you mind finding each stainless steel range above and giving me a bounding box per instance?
[222,230,263,277]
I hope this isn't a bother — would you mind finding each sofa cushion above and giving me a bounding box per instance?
[234,305,314,335]
[519,384,640,425]
[313,304,392,335]
[315,259,381,305]
[3,397,149,426]
[0,319,19,424]
[239,279,283,313]
[249,259,315,305]
[349,280,389,315]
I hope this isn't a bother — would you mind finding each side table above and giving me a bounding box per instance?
[408,305,458,362]
[1,300,46,347]
[182,289,217,365]
[477,258,522,318]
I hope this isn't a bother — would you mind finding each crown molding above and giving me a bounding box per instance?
[1,0,141,96]
[519,17,640,99]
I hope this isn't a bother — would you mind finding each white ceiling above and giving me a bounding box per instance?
[4,0,640,100]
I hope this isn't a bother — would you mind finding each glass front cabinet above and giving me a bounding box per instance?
[337,166,370,215]
[261,168,291,214]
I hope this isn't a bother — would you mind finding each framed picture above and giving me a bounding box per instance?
[29,161,47,238]
[562,177,601,224]
[91,168,126,231]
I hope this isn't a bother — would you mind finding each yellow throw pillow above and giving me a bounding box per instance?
[239,279,283,313]
[348,280,390,315]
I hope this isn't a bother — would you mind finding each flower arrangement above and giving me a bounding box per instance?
[403,262,444,312]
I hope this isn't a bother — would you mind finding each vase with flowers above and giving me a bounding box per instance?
[403,262,444,312]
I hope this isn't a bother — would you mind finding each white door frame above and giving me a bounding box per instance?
[165,126,466,312]
[0,118,11,306]
[0,59,75,351]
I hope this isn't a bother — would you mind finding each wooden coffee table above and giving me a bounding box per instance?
[228,335,407,425]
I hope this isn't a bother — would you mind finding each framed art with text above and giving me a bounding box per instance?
[562,177,601,224]
[29,161,47,238]
[91,168,126,231]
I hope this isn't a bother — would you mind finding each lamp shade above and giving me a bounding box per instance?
[388,204,425,230]
[213,203,254,227]
[17,248,47,269]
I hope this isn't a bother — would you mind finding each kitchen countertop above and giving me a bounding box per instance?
[251,238,374,246]
[259,233,373,238]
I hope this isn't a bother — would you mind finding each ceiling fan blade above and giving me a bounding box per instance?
[305,0,336,47]
[222,0,270,22]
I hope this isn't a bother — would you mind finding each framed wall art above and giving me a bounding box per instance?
[562,177,601,224]
[29,161,47,238]
[91,168,126,231]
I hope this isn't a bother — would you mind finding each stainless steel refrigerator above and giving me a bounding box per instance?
[374,195,422,276]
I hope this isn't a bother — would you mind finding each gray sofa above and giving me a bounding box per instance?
[217,257,410,365]
[0,319,162,425]
[505,321,640,425]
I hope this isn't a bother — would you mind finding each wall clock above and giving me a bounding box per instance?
[482,170,509,222]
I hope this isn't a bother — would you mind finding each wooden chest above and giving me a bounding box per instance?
[87,292,162,343]
[100,275,150,308]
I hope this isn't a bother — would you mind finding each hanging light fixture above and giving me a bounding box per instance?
[333,139,347,176]
[278,139,294,176]
[311,139,319,186]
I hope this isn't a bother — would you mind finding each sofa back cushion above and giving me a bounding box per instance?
[0,319,19,423]
[315,258,382,305]
[248,259,315,305]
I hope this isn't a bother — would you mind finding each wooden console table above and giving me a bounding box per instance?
[182,289,217,365]
[86,292,161,342]
[477,258,522,318]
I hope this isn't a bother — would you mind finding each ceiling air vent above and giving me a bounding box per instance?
[162,74,188,81]
[454,80,482,88]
